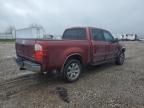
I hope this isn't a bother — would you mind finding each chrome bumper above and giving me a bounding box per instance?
[15,57,41,72]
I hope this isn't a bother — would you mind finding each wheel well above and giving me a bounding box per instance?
[65,55,83,65]
[60,54,83,73]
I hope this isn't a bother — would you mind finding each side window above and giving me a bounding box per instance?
[63,28,86,40]
[91,29,105,41]
[103,31,114,42]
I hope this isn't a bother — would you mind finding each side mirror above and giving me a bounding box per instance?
[113,38,119,43]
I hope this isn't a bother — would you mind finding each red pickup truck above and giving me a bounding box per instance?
[15,27,126,82]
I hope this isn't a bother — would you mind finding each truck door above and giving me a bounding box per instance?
[103,30,118,60]
[91,29,106,63]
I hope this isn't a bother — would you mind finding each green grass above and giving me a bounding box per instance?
[0,39,15,43]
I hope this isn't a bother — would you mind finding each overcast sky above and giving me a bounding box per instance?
[0,0,144,35]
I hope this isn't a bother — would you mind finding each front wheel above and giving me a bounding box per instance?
[115,52,125,65]
[63,59,82,82]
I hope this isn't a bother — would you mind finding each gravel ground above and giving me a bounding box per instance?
[0,41,144,108]
[0,44,34,81]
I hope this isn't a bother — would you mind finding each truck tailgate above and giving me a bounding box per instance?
[16,39,35,60]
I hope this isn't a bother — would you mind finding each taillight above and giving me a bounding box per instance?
[34,43,43,62]
[34,43,42,51]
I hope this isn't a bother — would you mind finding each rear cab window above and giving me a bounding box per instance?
[63,28,86,40]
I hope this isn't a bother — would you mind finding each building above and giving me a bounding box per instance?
[0,29,16,39]
[113,33,137,41]
[16,27,44,39]
[121,34,136,41]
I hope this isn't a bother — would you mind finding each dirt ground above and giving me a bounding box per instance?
[0,41,144,108]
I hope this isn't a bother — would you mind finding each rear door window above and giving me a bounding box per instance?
[63,28,86,40]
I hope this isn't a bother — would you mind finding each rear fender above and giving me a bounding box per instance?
[60,53,83,73]
[60,48,85,72]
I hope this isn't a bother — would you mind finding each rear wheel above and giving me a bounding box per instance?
[115,52,125,65]
[63,59,82,82]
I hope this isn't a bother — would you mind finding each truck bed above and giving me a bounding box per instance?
[15,39,90,71]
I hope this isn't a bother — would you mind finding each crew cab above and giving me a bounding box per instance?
[15,27,126,82]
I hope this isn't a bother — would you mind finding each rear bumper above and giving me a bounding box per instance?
[15,57,41,72]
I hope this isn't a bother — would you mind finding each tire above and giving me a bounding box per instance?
[115,52,125,65]
[63,59,82,82]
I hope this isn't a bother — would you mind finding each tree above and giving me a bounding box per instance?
[5,26,15,34]
[29,23,43,28]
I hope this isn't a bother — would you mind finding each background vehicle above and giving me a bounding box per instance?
[15,27,126,82]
